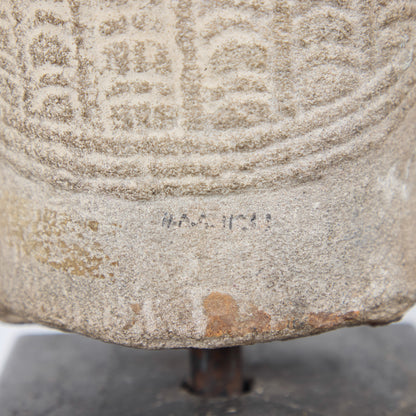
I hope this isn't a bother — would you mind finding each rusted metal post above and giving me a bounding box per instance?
[187,347,244,397]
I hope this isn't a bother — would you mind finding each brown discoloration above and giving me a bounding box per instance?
[0,191,117,279]
[307,311,361,331]
[272,311,362,335]
[130,303,141,314]
[87,220,99,231]
[273,319,292,332]
[0,303,28,323]
[122,304,142,331]
[122,319,136,331]
[244,305,272,333]
[203,292,271,338]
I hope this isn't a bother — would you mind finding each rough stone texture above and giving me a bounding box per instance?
[0,1,416,348]
[1,325,416,415]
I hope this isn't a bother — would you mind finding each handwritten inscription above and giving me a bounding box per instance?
[162,213,272,231]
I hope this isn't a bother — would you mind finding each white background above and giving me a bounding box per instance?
[1,305,416,378]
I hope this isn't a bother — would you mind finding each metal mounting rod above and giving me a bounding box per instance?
[187,346,244,397]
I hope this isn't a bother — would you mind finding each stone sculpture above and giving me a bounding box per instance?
[0,0,415,349]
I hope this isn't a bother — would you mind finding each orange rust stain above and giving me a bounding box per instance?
[203,293,238,337]
[203,293,238,317]
[202,292,361,339]
[203,292,271,338]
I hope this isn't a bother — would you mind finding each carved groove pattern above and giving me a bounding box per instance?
[0,0,416,200]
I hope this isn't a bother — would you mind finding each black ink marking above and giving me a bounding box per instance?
[178,213,190,227]
[266,214,272,230]
[250,213,256,228]
[235,214,247,231]
[162,213,272,231]
[162,212,173,228]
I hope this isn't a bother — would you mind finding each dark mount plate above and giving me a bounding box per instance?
[1,325,416,416]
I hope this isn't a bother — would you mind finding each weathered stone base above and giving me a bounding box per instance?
[1,1,416,349]
[1,106,416,348]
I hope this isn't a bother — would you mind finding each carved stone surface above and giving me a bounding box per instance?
[0,1,416,348]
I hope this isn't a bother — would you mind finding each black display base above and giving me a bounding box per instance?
[1,325,416,416]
